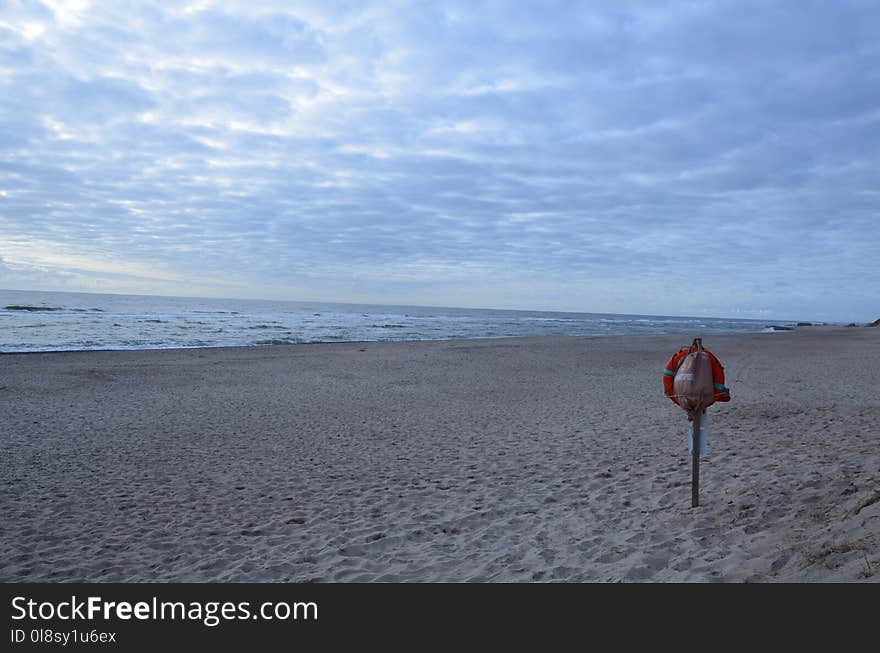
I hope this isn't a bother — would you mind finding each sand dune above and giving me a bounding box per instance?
[1,327,878,582]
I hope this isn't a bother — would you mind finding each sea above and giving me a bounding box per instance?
[0,289,797,353]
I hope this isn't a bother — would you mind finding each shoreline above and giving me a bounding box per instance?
[0,323,862,357]
[2,326,878,582]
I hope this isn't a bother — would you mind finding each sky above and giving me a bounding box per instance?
[1,1,879,322]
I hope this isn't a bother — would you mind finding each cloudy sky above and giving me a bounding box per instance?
[1,1,878,321]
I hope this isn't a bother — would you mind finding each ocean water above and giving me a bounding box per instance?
[1,289,782,353]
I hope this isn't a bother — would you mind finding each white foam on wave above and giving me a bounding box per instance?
[762,326,793,333]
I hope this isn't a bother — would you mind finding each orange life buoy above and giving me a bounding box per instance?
[663,345,730,408]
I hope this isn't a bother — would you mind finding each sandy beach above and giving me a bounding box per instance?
[1,327,878,582]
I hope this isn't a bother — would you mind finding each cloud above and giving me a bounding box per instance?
[0,0,878,320]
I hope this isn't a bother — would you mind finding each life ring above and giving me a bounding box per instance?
[663,345,730,407]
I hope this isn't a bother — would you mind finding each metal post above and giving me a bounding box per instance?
[691,410,702,508]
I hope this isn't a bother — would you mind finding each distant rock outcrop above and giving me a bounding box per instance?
[868,318,880,327]
[797,322,813,326]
